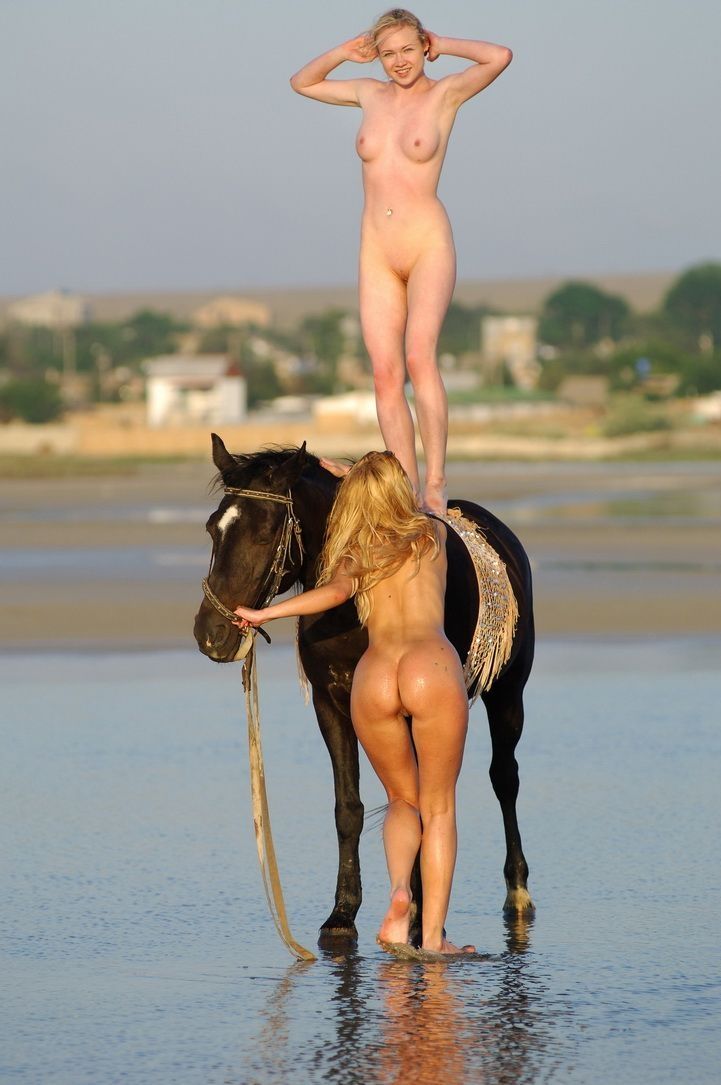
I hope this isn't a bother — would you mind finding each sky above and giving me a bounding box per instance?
[2,0,720,295]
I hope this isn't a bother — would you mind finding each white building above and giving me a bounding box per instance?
[144,355,246,427]
[482,316,540,390]
[7,289,89,328]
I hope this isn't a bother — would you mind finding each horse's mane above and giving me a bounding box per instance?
[211,445,320,492]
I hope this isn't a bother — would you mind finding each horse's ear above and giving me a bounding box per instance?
[211,433,237,476]
[273,442,308,487]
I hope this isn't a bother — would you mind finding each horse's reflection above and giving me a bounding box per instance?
[237,915,571,1085]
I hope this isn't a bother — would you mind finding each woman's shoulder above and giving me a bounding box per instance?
[356,77,388,102]
[426,515,447,544]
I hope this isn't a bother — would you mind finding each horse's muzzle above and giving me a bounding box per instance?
[193,604,254,663]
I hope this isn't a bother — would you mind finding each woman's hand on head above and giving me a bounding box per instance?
[233,605,268,630]
[343,34,377,64]
[425,30,441,62]
[320,457,351,478]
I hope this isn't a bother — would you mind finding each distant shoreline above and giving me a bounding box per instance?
[2,459,719,648]
[0,269,676,327]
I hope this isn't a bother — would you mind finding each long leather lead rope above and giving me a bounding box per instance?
[202,485,314,960]
[242,642,317,962]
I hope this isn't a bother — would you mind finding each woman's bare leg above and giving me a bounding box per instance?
[359,254,420,496]
[399,645,473,953]
[379,797,422,943]
[405,246,456,515]
[351,653,420,944]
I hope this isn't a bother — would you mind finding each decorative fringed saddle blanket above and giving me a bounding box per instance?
[439,508,519,704]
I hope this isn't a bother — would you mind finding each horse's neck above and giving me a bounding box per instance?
[295,475,336,588]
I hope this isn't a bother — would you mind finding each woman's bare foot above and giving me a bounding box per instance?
[319,457,351,478]
[377,887,412,945]
[421,478,448,516]
[423,936,476,956]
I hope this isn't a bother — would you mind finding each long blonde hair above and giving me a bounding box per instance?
[317,451,439,625]
[368,8,428,52]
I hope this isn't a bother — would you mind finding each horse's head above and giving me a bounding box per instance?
[193,434,316,662]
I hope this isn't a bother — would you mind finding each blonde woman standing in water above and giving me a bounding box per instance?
[234,452,473,955]
[291,10,512,514]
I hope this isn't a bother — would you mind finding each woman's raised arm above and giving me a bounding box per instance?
[290,35,376,106]
[427,32,513,107]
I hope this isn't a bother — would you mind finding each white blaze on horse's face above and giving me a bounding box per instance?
[217,505,240,535]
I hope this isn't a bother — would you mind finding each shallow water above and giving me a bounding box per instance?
[3,461,721,528]
[1,639,719,1084]
[0,545,208,580]
[3,459,721,586]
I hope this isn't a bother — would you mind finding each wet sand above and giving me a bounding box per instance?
[1,460,719,648]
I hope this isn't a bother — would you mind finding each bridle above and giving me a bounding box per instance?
[201,485,305,642]
[201,480,316,962]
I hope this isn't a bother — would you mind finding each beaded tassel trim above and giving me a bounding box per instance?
[440,508,519,703]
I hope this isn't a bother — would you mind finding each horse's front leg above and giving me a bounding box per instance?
[312,685,364,940]
[483,660,534,914]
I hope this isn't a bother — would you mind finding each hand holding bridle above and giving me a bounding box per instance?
[233,605,268,631]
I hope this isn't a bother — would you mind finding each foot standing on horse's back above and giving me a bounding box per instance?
[233,451,475,954]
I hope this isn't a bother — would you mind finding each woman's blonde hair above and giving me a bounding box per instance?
[317,451,439,625]
[368,8,428,53]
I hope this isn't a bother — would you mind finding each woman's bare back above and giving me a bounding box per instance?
[351,523,467,721]
[365,523,447,645]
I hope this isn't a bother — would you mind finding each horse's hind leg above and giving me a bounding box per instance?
[313,689,364,940]
[483,670,534,914]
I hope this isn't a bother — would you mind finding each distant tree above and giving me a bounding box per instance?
[0,326,63,376]
[0,378,63,423]
[197,325,239,354]
[536,349,607,393]
[439,302,493,356]
[662,262,721,347]
[245,361,282,408]
[123,309,186,357]
[73,310,186,374]
[674,353,721,395]
[300,310,347,368]
[539,281,630,347]
[74,323,128,372]
[600,339,721,396]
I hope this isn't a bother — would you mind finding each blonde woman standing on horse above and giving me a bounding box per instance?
[291,9,512,514]
[233,452,473,955]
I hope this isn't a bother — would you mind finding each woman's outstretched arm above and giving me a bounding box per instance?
[233,572,354,629]
[427,32,513,106]
[290,35,376,106]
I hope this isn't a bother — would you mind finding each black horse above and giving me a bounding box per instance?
[194,434,535,939]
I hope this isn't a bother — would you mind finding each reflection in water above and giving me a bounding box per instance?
[239,916,575,1085]
[373,957,473,1084]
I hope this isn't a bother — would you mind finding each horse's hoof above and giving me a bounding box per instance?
[318,913,358,945]
[318,929,358,952]
[503,886,535,914]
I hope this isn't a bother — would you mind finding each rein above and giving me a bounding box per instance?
[201,486,305,642]
[201,481,316,962]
